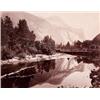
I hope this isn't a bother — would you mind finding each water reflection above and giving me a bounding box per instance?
[1,60,55,88]
[75,55,100,88]
[76,56,100,67]
[1,56,84,88]
[1,53,100,88]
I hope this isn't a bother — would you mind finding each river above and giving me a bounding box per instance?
[32,54,96,88]
[1,53,99,88]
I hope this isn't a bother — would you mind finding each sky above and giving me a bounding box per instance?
[28,12,100,40]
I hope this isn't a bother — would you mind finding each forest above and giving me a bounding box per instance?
[1,16,56,60]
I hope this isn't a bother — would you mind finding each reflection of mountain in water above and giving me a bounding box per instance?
[32,58,84,86]
[76,55,100,88]
[1,54,85,88]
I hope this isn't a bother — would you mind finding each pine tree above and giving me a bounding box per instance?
[41,36,55,55]
[1,16,15,47]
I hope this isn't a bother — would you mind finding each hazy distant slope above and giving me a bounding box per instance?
[93,33,100,42]
[1,12,84,44]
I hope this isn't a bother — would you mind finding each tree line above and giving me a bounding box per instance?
[1,16,55,60]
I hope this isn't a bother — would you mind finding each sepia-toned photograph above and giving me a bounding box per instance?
[1,11,100,88]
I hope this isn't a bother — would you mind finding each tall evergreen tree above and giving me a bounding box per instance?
[41,36,55,55]
[1,16,15,47]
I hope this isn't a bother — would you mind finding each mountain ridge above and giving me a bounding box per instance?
[1,12,85,44]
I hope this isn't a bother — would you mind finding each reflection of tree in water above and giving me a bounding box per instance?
[1,60,55,88]
[1,57,84,88]
[42,57,84,85]
[30,57,85,86]
[45,61,84,85]
[37,60,55,73]
[1,66,36,88]
[75,55,100,88]
[2,54,100,88]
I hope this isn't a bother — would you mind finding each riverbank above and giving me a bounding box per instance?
[1,53,76,66]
